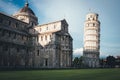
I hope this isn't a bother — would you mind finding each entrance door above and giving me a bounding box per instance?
[45,59,48,66]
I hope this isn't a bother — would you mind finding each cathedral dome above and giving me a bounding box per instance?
[12,1,38,25]
[19,3,35,15]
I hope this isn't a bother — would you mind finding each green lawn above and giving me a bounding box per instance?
[0,68,120,80]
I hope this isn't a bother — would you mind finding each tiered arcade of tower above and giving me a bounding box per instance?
[83,13,100,68]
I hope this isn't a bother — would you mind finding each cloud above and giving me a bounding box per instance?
[73,48,83,57]
[100,42,120,57]
[73,47,120,58]
[100,51,109,58]
[0,0,19,15]
[31,0,86,34]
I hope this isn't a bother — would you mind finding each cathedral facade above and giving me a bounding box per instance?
[0,2,73,68]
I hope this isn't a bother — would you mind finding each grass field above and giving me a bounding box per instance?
[0,68,120,80]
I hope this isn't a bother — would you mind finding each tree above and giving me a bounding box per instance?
[100,58,107,68]
[106,55,115,68]
[73,56,83,68]
[100,59,104,67]
[73,57,79,68]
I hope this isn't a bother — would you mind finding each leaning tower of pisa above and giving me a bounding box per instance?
[83,13,100,68]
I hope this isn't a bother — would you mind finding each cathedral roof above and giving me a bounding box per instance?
[19,2,35,15]
[36,19,68,27]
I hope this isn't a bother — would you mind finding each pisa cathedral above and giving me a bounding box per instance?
[0,2,73,68]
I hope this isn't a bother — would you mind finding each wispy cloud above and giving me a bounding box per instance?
[100,51,109,58]
[0,0,19,15]
[31,0,86,34]
[73,48,111,58]
[101,42,120,57]
[73,48,83,57]
[101,42,120,48]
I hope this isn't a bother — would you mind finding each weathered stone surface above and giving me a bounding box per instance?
[0,3,72,68]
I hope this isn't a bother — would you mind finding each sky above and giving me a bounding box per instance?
[0,0,120,58]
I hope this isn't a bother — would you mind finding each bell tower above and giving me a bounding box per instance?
[83,13,100,68]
